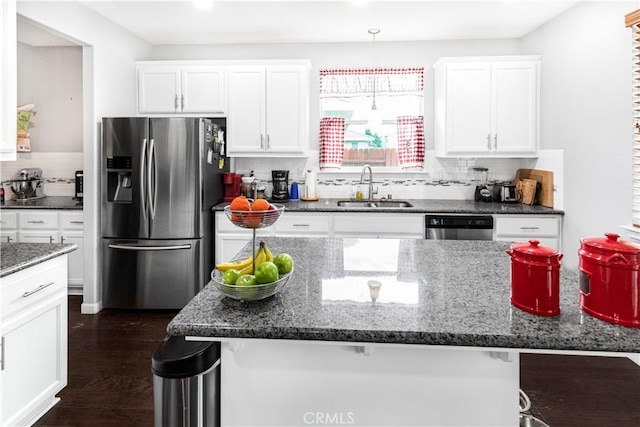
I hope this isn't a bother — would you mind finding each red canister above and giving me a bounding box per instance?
[578,233,640,328]
[506,240,563,316]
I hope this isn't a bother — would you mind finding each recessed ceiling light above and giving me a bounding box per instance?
[193,0,213,10]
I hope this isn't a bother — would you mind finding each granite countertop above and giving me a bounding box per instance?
[168,237,639,353]
[1,242,78,277]
[213,198,564,215]
[1,196,83,210]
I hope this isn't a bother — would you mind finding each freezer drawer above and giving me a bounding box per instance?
[102,238,202,309]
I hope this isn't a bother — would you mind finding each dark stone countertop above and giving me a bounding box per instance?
[1,242,78,277]
[0,196,83,210]
[168,238,639,353]
[213,198,564,215]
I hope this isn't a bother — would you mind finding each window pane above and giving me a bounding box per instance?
[343,123,398,167]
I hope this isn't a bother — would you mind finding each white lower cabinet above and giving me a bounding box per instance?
[493,215,562,250]
[0,211,17,242]
[1,256,68,427]
[214,212,270,265]
[0,209,85,291]
[332,214,424,238]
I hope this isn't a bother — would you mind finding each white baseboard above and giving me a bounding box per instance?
[81,301,102,314]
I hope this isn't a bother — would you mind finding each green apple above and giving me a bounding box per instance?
[273,253,294,275]
[221,269,241,285]
[254,261,279,284]
[235,274,257,286]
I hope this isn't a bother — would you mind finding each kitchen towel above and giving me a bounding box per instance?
[319,117,345,170]
[396,115,425,170]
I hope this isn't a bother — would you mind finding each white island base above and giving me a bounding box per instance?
[203,338,519,427]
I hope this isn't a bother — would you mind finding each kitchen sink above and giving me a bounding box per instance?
[336,200,414,208]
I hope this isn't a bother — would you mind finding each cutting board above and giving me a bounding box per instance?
[514,169,554,208]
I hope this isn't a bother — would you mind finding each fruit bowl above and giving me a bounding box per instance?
[211,267,293,301]
[224,204,285,229]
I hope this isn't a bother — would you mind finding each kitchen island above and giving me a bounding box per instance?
[168,238,639,426]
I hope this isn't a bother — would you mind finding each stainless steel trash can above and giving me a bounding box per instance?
[152,336,220,427]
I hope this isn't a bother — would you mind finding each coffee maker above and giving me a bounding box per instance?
[271,170,289,202]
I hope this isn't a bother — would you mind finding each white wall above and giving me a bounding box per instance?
[16,43,83,152]
[523,1,635,269]
[16,0,152,313]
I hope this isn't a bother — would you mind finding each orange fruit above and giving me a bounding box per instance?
[251,199,270,211]
[229,196,250,225]
[230,196,250,211]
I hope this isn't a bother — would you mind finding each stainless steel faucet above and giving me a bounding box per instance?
[359,164,378,201]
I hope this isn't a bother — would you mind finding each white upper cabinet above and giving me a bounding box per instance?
[1,0,17,161]
[137,62,225,115]
[226,62,310,157]
[433,56,540,158]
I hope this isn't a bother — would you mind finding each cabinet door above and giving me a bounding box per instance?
[181,66,225,113]
[215,234,254,266]
[18,230,59,243]
[60,232,84,291]
[137,66,181,113]
[226,67,266,155]
[445,63,492,154]
[265,66,308,154]
[492,61,539,155]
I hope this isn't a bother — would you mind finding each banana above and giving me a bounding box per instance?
[216,254,253,272]
[238,246,267,275]
[263,244,274,262]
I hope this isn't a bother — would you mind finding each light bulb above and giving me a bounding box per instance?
[367,105,382,130]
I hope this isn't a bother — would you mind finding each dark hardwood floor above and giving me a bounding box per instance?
[34,296,176,427]
[34,296,640,426]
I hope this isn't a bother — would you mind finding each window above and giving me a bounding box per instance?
[626,10,640,227]
[319,68,425,171]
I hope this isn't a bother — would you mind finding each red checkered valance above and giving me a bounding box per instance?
[396,116,425,170]
[319,117,346,170]
[319,68,424,98]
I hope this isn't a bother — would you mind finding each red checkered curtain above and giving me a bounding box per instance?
[319,68,424,97]
[319,117,346,170]
[396,116,425,170]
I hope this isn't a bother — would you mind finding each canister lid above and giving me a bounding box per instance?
[509,240,563,264]
[580,233,640,255]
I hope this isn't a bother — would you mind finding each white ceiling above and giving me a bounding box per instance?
[18,0,583,47]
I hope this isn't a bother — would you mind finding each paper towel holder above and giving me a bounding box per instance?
[301,169,319,201]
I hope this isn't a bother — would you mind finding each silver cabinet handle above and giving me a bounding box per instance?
[487,134,491,150]
[22,281,54,298]
[520,226,540,230]
[61,236,66,243]
[27,220,45,224]
[494,134,498,150]
[260,134,265,149]
[181,94,185,111]
[49,236,54,243]
[70,220,84,224]
[4,236,12,242]
[267,134,271,150]
[292,223,311,227]
[174,95,179,111]
[108,243,191,251]
[1,336,4,371]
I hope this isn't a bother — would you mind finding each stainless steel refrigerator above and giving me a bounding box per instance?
[101,117,228,309]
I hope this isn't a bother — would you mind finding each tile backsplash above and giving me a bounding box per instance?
[235,149,564,209]
[1,152,83,198]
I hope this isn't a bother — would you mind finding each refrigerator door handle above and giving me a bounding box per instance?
[140,138,148,221]
[148,138,157,220]
[108,243,192,251]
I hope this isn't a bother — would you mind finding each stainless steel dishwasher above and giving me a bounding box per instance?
[425,214,494,240]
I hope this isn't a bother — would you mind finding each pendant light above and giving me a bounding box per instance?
[366,28,382,129]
